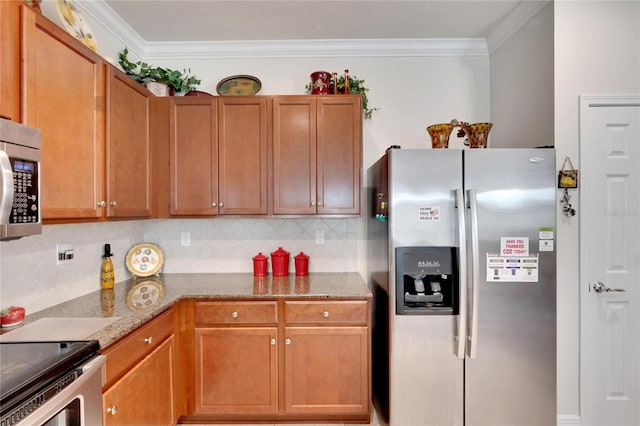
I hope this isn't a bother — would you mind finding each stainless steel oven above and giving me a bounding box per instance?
[0,118,41,240]
[0,341,105,426]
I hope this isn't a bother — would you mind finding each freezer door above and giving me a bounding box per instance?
[387,149,464,426]
[463,149,556,425]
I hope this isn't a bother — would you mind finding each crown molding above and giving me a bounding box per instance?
[486,0,551,54]
[143,38,488,60]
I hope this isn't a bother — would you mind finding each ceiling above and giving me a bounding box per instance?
[103,0,526,43]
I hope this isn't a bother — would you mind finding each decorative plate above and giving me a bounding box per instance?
[216,75,261,96]
[125,243,164,277]
[54,0,98,51]
[127,280,164,312]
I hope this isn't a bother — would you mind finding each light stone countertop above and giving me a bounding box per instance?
[7,273,371,348]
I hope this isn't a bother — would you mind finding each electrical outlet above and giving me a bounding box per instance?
[181,232,191,246]
[56,244,74,264]
[315,230,325,245]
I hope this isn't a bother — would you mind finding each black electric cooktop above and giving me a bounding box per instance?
[0,340,100,416]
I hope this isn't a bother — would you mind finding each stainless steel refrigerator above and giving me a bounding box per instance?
[367,148,556,426]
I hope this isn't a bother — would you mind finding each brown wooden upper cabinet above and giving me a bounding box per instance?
[19,6,152,221]
[272,95,362,215]
[105,65,153,218]
[0,0,22,122]
[169,97,268,216]
[21,7,106,221]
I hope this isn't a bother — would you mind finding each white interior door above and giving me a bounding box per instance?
[580,95,640,426]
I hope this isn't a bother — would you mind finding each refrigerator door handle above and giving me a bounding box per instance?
[467,188,480,360]
[455,188,467,359]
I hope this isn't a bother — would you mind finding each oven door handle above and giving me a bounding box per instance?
[0,150,14,225]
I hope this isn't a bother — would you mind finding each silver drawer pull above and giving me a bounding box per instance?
[323,311,329,318]
[144,337,153,344]
[107,405,118,415]
[232,311,238,318]
[271,338,276,345]
[97,201,106,207]
[285,338,291,345]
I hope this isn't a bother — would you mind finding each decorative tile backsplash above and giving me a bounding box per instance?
[0,217,362,314]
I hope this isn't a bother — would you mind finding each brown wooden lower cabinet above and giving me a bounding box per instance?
[183,299,371,423]
[102,298,370,424]
[194,327,278,415]
[284,326,369,415]
[102,335,176,426]
[101,308,177,425]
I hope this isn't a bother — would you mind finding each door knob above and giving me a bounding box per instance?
[593,281,626,293]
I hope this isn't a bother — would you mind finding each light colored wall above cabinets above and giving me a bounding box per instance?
[489,2,554,148]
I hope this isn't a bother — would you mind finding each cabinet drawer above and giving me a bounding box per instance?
[284,300,368,325]
[195,301,278,325]
[101,308,174,389]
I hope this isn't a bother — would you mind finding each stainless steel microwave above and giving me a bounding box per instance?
[0,118,41,240]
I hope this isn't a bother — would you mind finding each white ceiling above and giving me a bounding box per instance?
[103,0,528,43]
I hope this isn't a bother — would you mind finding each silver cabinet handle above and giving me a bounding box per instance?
[144,336,153,344]
[107,405,118,415]
[323,311,329,318]
[97,201,106,207]
[271,338,276,345]
[310,201,315,207]
[219,202,224,208]
[110,201,117,207]
[593,281,626,293]
[318,201,323,207]
[212,202,217,207]
[285,338,291,345]
[232,311,238,318]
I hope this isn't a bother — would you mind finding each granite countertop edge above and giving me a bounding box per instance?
[8,272,371,348]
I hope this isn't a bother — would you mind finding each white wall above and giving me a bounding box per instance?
[554,0,640,422]
[490,3,554,148]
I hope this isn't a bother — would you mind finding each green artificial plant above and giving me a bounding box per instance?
[118,47,201,94]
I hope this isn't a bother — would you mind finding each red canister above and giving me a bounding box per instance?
[294,252,309,276]
[252,252,268,277]
[271,247,290,277]
[310,71,331,94]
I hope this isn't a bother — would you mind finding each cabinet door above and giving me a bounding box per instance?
[195,327,278,415]
[272,96,316,214]
[103,336,176,426]
[0,1,21,121]
[106,66,152,218]
[218,97,268,214]
[170,98,218,215]
[284,326,369,415]
[22,10,105,220]
[317,96,362,214]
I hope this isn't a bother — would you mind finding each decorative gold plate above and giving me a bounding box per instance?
[125,243,164,277]
[216,75,261,96]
